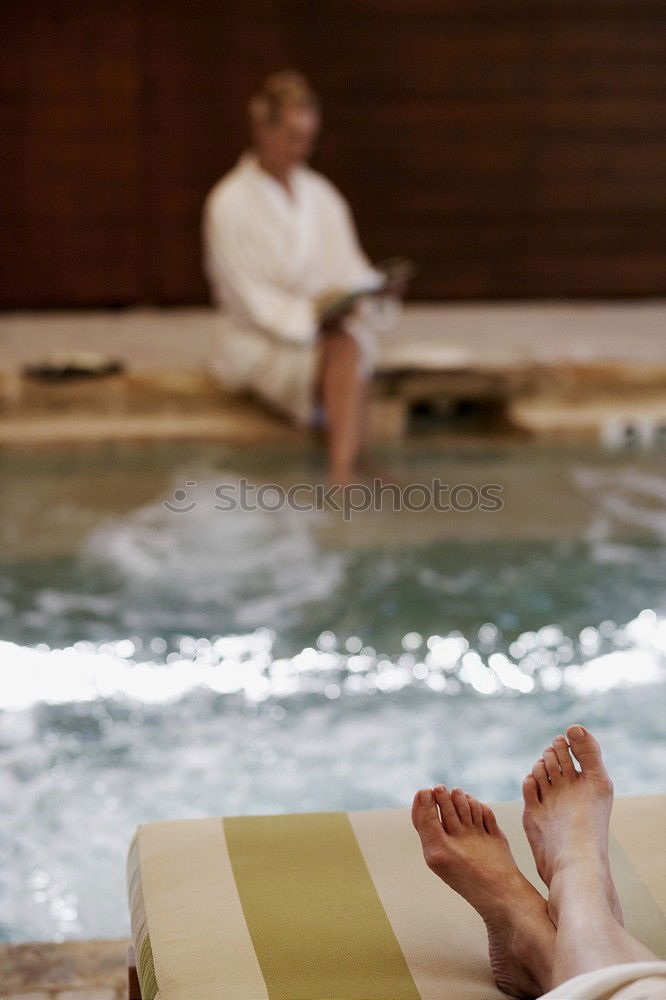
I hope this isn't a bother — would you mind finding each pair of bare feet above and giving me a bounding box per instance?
[412,725,653,999]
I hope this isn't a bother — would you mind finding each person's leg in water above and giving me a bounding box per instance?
[522,725,659,990]
[319,322,366,486]
[412,785,555,998]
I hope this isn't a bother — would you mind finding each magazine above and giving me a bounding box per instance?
[315,257,417,328]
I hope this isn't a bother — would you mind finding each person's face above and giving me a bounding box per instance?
[255,105,320,172]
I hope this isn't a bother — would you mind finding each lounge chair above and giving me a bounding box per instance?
[127,796,666,999]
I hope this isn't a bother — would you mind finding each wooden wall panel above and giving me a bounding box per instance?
[1,0,664,305]
[138,4,288,302]
[1,2,142,306]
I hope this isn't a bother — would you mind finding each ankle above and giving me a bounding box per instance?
[498,880,554,955]
[488,871,536,917]
[549,838,610,880]
[549,863,615,926]
[505,908,554,995]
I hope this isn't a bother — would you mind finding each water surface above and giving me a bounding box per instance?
[1,441,665,941]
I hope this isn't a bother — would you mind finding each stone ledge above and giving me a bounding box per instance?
[510,395,666,438]
[1,994,123,1000]
[0,940,127,995]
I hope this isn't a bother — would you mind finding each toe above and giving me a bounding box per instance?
[522,774,539,808]
[482,803,501,836]
[466,793,484,828]
[552,734,576,777]
[452,787,473,826]
[566,724,609,782]
[411,788,446,850]
[532,759,549,798]
[543,747,562,783]
[433,785,462,833]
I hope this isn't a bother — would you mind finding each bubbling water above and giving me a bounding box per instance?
[1,444,666,941]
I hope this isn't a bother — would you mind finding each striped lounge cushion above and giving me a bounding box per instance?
[127,796,666,1000]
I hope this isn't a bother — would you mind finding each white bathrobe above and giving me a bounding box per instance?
[541,961,666,999]
[202,153,395,425]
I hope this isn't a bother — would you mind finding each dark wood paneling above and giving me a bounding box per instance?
[1,0,664,305]
[1,2,142,305]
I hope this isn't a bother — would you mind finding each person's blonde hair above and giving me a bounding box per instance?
[248,71,320,127]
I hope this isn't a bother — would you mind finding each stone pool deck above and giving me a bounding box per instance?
[0,939,128,999]
[1,301,665,446]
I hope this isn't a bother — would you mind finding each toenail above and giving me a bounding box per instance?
[569,725,586,738]
[419,789,433,805]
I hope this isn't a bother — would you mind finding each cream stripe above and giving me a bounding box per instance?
[610,795,666,958]
[348,808,502,1000]
[612,796,666,915]
[138,818,269,1000]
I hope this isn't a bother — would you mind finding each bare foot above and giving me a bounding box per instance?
[412,785,554,998]
[521,725,623,926]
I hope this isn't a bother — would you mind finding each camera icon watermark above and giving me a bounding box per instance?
[163,479,504,522]
[163,481,198,513]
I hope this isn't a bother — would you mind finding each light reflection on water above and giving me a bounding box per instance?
[1,442,666,942]
[2,609,665,710]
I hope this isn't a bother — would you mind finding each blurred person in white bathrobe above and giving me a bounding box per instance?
[202,71,403,485]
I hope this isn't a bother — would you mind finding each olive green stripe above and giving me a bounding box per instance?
[138,933,159,1000]
[609,832,666,959]
[223,812,421,1000]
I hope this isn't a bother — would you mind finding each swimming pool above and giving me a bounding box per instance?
[1,440,665,942]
